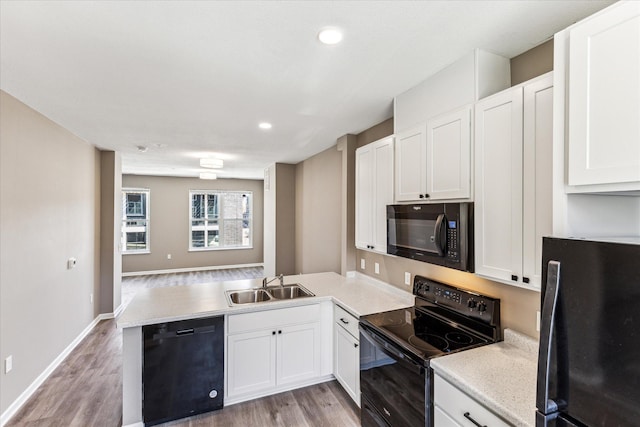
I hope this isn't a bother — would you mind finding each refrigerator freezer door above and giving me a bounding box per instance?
[539,237,640,427]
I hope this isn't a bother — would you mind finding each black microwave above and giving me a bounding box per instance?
[387,203,473,272]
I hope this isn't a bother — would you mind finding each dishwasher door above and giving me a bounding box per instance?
[143,316,224,426]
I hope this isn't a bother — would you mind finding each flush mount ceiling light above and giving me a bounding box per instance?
[199,172,217,180]
[318,28,343,45]
[200,158,224,169]
[136,145,148,153]
[258,122,272,130]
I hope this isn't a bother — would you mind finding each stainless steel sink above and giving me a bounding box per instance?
[267,284,313,300]
[227,289,272,304]
[226,283,314,305]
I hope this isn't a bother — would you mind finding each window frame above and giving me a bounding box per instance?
[188,190,253,251]
[121,188,151,255]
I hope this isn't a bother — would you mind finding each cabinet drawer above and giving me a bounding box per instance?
[228,304,320,334]
[334,304,359,338]
[434,375,510,427]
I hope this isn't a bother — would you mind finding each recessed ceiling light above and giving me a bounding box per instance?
[136,145,148,153]
[199,172,217,180]
[259,122,272,130]
[318,28,343,45]
[200,158,224,169]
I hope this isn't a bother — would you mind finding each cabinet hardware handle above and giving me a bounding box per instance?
[425,193,430,198]
[176,329,194,336]
[511,274,518,281]
[523,277,530,284]
[340,318,349,324]
[354,343,359,348]
[463,412,486,427]
[278,330,282,334]
[272,331,276,335]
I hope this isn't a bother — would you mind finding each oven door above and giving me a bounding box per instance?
[360,323,427,427]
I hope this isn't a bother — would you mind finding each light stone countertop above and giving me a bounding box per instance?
[117,271,415,328]
[430,329,539,427]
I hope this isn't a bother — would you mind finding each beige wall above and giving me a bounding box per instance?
[0,91,102,414]
[295,146,342,274]
[511,39,554,86]
[356,118,394,148]
[121,174,264,273]
[275,164,296,275]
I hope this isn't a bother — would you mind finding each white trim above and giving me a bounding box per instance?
[224,375,334,406]
[121,262,264,277]
[122,423,144,427]
[0,311,116,426]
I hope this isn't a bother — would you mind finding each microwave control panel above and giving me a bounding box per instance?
[446,220,459,261]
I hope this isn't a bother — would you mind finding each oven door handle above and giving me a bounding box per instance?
[433,214,447,256]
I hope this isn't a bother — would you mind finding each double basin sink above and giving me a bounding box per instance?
[226,284,314,306]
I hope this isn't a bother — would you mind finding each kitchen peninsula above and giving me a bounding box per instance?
[118,272,414,426]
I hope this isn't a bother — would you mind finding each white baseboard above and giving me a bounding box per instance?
[0,311,116,426]
[122,262,264,277]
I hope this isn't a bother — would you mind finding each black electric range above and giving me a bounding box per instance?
[359,275,501,427]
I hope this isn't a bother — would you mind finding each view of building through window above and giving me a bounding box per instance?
[121,189,150,253]
[190,190,252,249]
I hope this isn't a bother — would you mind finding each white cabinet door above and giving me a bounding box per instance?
[334,325,360,406]
[277,322,321,387]
[227,329,277,397]
[356,136,394,252]
[568,1,640,186]
[522,76,553,290]
[426,106,472,200]
[372,137,395,252]
[474,88,524,284]
[475,73,553,290]
[395,125,427,202]
[355,144,374,249]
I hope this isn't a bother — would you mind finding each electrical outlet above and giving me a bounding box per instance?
[374,262,380,275]
[167,254,172,260]
[404,272,411,285]
[536,311,541,332]
[360,258,365,270]
[67,257,77,269]
[5,355,12,374]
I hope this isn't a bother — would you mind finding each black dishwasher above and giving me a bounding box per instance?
[143,316,224,426]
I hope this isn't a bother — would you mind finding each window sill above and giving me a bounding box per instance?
[123,250,150,255]
[188,246,253,252]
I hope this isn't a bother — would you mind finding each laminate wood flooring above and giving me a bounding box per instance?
[7,268,360,427]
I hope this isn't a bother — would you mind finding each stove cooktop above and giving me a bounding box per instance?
[361,306,490,361]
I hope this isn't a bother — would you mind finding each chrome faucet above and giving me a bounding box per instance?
[262,274,284,288]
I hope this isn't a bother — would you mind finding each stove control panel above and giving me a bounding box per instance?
[413,275,500,326]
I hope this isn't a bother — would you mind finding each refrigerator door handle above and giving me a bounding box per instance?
[537,260,561,414]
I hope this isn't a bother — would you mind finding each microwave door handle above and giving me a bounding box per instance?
[433,214,446,256]
[537,260,561,414]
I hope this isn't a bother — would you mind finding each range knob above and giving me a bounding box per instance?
[467,299,477,309]
[477,302,487,312]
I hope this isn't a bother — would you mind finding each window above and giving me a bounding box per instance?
[122,189,150,253]
[190,190,252,250]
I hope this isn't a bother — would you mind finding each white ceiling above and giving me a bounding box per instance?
[0,0,614,179]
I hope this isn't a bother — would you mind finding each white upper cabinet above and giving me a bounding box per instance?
[395,107,472,202]
[355,136,394,252]
[394,126,427,201]
[426,106,472,200]
[393,49,510,203]
[565,1,640,190]
[475,73,553,290]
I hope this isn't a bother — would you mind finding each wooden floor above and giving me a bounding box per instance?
[7,268,360,427]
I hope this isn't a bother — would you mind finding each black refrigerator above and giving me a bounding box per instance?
[537,237,640,427]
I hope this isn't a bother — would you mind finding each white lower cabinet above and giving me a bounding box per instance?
[226,304,324,403]
[333,304,360,406]
[434,375,510,427]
